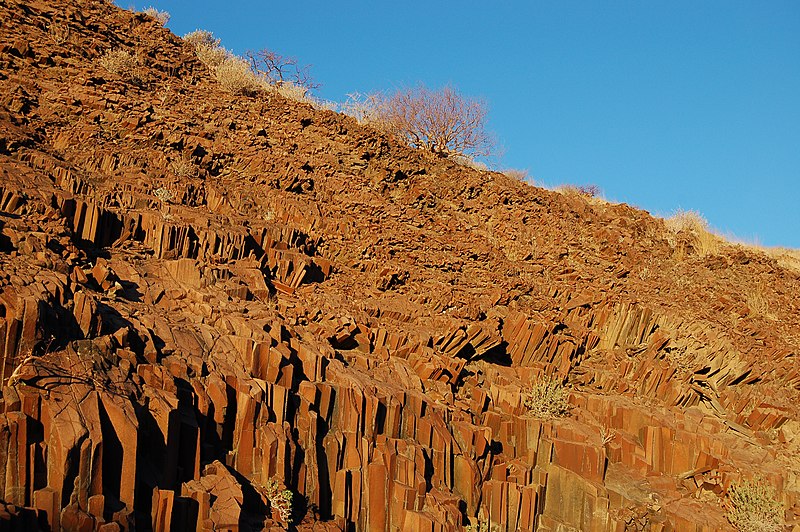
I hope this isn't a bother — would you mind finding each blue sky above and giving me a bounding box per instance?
[127,1,799,247]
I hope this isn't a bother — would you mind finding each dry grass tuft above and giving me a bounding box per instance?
[141,6,170,25]
[760,247,800,273]
[339,92,385,125]
[270,81,310,102]
[503,169,533,185]
[744,282,777,320]
[665,209,709,233]
[47,22,70,44]
[665,209,722,257]
[214,56,265,96]
[524,377,571,419]
[450,154,489,171]
[184,30,227,70]
[464,522,491,532]
[153,187,173,203]
[98,50,144,83]
[169,156,199,179]
[555,184,600,198]
[727,479,784,532]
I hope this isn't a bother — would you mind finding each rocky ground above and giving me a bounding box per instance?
[1,0,799,530]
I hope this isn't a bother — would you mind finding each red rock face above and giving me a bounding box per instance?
[0,1,798,531]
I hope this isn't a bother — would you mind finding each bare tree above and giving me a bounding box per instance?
[377,85,495,158]
[246,49,319,94]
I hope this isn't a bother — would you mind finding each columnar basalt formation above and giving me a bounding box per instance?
[0,1,799,530]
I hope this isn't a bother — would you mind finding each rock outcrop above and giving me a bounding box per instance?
[0,0,799,530]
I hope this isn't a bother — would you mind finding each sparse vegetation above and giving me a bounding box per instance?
[374,85,495,158]
[263,478,294,523]
[141,6,170,25]
[726,479,783,532]
[599,425,617,445]
[153,187,173,203]
[47,22,70,44]
[523,377,571,419]
[169,156,198,179]
[272,81,313,103]
[184,31,259,95]
[246,49,319,95]
[665,209,708,234]
[556,184,600,198]
[184,30,227,69]
[98,50,143,83]
[758,246,800,273]
[744,282,776,320]
[503,169,533,184]
[214,55,264,96]
[184,30,321,101]
[450,154,489,171]
[339,91,385,125]
[665,209,721,256]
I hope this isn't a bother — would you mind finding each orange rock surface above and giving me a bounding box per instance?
[0,1,799,530]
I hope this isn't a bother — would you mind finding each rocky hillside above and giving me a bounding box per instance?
[1,0,799,530]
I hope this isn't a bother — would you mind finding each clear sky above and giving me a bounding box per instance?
[126,1,799,248]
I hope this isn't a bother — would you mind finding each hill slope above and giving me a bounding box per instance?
[1,0,799,530]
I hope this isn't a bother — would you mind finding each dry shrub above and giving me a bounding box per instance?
[759,247,800,273]
[169,156,198,179]
[270,81,310,102]
[98,50,144,83]
[153,187,173,203]
[727,479,783,532]
[376,85,495,158]
[340,92,385,125]
[214,56,265,96]
[246,49,319,94]
[184,30,228,70]
[665,209,721,256]
[184,30,218,49]
[557,184,600,198]
[48,22,70,44]
[450,154,488,171]
[744,282,776,320]
[503,169,533,184]
[523,377,571,419]
[141,6,170,25]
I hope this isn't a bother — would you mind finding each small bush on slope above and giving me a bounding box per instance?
[524,377,571,419]
[374,85,495,159]
[214,56,265,96]
[141,6,169,25]
[665,209,721,256]
[246,49,319,95]
[184,30,322,101]
[262,478,293,523]
[340,92,385,125]
[184,30,224,66]
[98,50,143,83]
[727,479,783,532]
